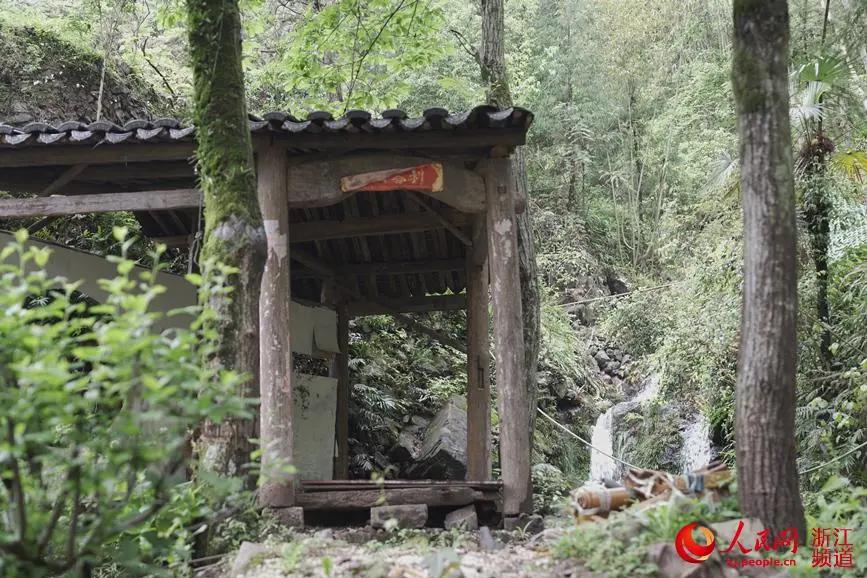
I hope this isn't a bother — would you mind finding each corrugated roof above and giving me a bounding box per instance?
[0,105,532,147]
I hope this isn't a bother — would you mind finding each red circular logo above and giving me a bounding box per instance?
[675,522,716,564]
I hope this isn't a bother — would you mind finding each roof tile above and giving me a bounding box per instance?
[0,107,533,149]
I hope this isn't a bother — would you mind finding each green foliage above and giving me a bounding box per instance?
[252,0,448,112]
[531,463,569,514]
[554,494,741,578]
[347,313,464,475]
[617,401,682,473]
[788,478,867,577]
[0,230,248,576]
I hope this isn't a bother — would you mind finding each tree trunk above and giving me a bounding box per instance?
[187,0,266,485]
[731,0,806,536]
[480,0,541,450]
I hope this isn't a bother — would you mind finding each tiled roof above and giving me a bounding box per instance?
[0,105,532,147]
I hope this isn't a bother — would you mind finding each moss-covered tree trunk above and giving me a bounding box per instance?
[480,0,541,457]
[731,0,806,536]
[187,0,266,483]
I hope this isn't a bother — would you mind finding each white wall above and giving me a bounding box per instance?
[1,231,340,479]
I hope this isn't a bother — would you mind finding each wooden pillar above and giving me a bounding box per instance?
[332,300,350,479]
[257,145,294,508]
[466,214,491,480]
[484,157,531,516]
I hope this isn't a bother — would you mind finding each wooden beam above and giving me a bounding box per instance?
[331,300,350,480]
[0,142,196,168]
[151,234,193,248]
[292,258,465,279]
[406,192,472,246]
[290,248,467,353]
[466,214,492,481]
[347,294,467,316]
[289,211,470,243]
[284,154,486,211]
[296,486,485,511]
[40,164,89,196]
[255,128,526,156]
[484,158,530,517]
[0,189,201,218]
[257,145,295,508]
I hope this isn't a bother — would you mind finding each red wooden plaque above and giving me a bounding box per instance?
[340,163,444,193]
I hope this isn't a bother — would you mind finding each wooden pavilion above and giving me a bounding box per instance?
[0,106,534,524]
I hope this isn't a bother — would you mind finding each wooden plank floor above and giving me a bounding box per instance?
[297,479,502,511]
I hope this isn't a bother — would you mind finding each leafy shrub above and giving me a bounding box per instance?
[554,494,741,578]
[789,477,867,578]
[0,230,248,576]
[532,463,570,514]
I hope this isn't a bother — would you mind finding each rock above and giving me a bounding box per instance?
[606,275,629,295]
[390,416,431,469]
[503,513,544,535]
[268,506,304,527]
[7,112,33,125]
[231,541,272,575]
[710,518,765,559]
[610,349,624,362]
[478,526,504,551]
[605,360,621,373]
[371,504,428,529]
[622,354,632,364]
[647,542,735,578]
[444,505,478,530]
[407,396,467,479]
[594,349,611,367]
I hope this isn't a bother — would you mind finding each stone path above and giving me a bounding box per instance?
[200,523,595,578]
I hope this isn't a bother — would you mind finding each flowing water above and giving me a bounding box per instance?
[589,374,660,481]
[679,413,713,473]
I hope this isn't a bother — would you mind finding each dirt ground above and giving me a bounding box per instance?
[198,519,596,578]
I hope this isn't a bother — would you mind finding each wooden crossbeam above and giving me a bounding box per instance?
[292,258,465,279]
[290,248,467,353]
[406,192,472,246]
[289,211,470,243]
[0,143,196,168]
[347,294,467,316]
[0,189,201,218]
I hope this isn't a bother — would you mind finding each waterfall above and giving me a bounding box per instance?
[589,407,617,481]
[589,374,660,481]
[680,413,713,473]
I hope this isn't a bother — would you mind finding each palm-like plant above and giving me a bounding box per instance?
[791,51,867,369]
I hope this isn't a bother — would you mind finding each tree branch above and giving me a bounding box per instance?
[450,28,480,64]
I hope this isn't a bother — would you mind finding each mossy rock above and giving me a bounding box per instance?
[0,23,169,125]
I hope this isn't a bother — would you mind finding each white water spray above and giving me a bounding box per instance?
[680,413,713,473]
[589,374,660,481]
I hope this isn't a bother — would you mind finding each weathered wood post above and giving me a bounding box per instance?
[466,214,492,480]
[483,157,531,517]
[257,145,295,508]
[332,299,351,479]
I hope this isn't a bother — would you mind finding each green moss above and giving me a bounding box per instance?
[187,0,261,233]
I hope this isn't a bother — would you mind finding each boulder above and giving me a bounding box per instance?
[478,526,505,551]
[594,349,611,367]
[371,504,428,529]
[407,396,467,479]
[503,513,544,535]
[231,542,273,576]
[389,416,430,467]
[646,542,736,578]
[444,505,478,531]
[268,506,304,527]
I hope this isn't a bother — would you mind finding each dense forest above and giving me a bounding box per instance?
[0,0,865,576]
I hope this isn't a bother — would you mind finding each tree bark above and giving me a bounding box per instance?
[480,0,541,451]
[187,0,266,485]
[731,0,806,536]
